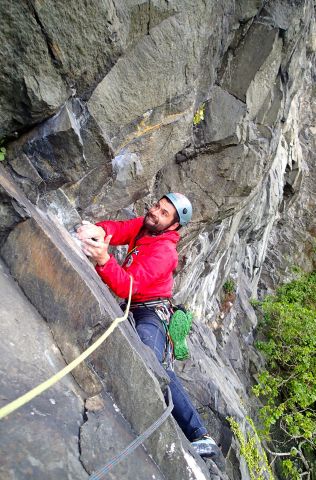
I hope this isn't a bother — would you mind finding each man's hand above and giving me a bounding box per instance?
[82,235,112,266]
[76,221,105,242]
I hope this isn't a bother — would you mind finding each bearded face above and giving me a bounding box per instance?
[143,198,179,233]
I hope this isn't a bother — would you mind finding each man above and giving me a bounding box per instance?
[77,193,224,467]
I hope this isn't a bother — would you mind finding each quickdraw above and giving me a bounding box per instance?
[154,304,175,370]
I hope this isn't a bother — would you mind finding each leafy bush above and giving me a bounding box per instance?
[228,416,274,480]
[0,144,6,161]
[223,278,235,294]
[253,271,316,477]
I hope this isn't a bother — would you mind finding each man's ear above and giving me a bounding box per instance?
[167,222,180,231]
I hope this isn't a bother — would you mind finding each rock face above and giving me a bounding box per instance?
[0,258,171,480]
[0,260,87,480]
[0,1,315,479]
[0,167,210,480]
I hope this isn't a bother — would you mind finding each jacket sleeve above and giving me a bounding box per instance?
[95,244,177,299]
[95,217,143,246]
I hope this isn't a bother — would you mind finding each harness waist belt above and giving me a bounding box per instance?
[130,298,171,309]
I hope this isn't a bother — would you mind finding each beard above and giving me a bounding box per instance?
[143,211,176,233]
[143,211,161,233]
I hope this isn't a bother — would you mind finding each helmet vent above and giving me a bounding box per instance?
[183,208,187,214]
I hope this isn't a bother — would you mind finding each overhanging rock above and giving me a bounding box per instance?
[0,165,211,480]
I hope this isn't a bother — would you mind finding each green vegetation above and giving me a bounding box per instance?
[228,416,274,480]
[223,278,235,294]
[0,141,6,161]
[253,271,316,478]
[193,103,205,125]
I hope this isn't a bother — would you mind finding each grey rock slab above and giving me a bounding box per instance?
[220,23,280,103]
[0,166,211,480]
[194,86,246,146]
[0,0,68,137]
[5,100,89,210]
[3,1,238,224]
[63,107,114,213]
[20,102,87,188]
[0,186,22,248]
[37,188,82,231]
[205,458,230,480]
[9,153,44,187]
[127,0,178,47]
[264,0,313,72]
[6,98,114,223]
[80,393,166,479]
[7,152,44,205]
[0,259,167,480]
[87,1,236,150]
[235,0,264,22]
[256,76,284,127]
[82,114,191,218]
[261,68,316,287]
[158,144,265,225]
[0,259,88,480]
[30,0,129,96]
[246,35,283,120]
[176,342,246,421]
[87,14,196,147]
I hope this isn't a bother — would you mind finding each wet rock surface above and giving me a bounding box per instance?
[0,0,315,478]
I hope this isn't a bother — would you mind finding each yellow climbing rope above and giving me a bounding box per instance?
[0,276,133,420]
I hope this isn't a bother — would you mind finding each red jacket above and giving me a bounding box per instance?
[95,217,180,301]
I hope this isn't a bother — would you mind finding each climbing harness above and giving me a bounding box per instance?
[129,298,171,309]
[130,300,193,366]
[154,302,174,370]
[89,386,174,479]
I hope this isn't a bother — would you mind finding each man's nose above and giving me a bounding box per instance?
[149,207,160,219]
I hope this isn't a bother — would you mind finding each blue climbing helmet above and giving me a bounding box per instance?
[164,192,193,226]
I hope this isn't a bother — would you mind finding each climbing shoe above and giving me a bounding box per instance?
[191,435,226,470]
[168,309,193,360]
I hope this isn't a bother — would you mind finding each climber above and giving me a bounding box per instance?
[76,193,225,468]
